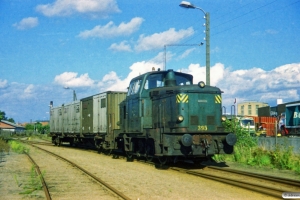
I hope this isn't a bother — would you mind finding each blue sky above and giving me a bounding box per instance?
[0,0,300,123]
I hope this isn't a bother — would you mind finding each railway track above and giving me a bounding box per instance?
[23,141,131,200]
[170,165,300,199]
[25,152,51,200]
[23,139,300,199]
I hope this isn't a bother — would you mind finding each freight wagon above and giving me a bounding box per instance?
[50,91,127,147]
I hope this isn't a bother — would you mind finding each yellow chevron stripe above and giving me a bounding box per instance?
[176,94,188,103]
[215,95,222,103]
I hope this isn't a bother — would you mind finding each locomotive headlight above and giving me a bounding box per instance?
[177,115,184,122]
[221,116,227,122]
[198,81,205,88]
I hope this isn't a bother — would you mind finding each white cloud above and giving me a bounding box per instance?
[135,27,194,51]
[22,84,36,99]
[78,17,144,38]
[109,41,132,52]
[0,79,8,88]
[178,48,196,59]
[98,58,162,91]
[24,84,34,94]
[252,29,278,36]
[179,62,225,86]
[171,62,300,107]
[54,72,94,87]
[36,0,120,17]
[13,17,38,30]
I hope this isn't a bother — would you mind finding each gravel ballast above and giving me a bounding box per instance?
[1,142,290,199]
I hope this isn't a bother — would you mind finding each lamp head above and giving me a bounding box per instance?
[179,1,195,9]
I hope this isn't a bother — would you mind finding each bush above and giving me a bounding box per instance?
[9,140,29,154]
[214,119,300,174]
[0,139,10,153]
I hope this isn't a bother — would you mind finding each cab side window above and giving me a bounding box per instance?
[127,79,142,96]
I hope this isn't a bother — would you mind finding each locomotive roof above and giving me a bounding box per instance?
[131,69,193,82]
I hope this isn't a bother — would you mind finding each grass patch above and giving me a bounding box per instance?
[9,140,29,154]
[18,166,45,196]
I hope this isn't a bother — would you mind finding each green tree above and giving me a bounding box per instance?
[7,118,15,123]
[35,122,43,133]
[25,124,34,130]
[42,124,50,134]
[0,110,15,122]
[0,110,7,120]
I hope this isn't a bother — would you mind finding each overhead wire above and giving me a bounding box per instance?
[166,0,300,62]
[212,0,300,36]
[212,0,279,29]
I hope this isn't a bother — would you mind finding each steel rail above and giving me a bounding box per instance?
[170,167,288,198]
[187,170,283,198]
[25,152,52,200]
[31,144,132,200]
[207,165,300,187]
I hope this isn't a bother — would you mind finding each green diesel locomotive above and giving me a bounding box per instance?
[50,69,236,164]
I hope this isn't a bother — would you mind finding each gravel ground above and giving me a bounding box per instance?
[0,151,45,199]
[2,142,295,200]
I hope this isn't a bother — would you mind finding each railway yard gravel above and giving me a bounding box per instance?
[1,141,299,200]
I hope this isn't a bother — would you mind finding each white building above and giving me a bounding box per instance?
[237,101,268,116]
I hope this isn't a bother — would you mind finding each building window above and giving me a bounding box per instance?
[248,105,252,115]
[241,105,244,115]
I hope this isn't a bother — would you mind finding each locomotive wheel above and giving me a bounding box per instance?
[145,140,155,161]
[158,156,168,165]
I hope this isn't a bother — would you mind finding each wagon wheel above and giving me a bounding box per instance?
[55,137,61,146]
[69,139,74,147]
[158,156,168,165]
[95,141,103,153]
[103,149,112,155]
[126,151,134,162]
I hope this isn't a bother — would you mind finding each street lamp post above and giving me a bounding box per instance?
[64,87,77,101]
[179,1,210,86]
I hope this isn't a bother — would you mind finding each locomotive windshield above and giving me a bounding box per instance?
[127,79,142,96]
[144,73,192,90]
